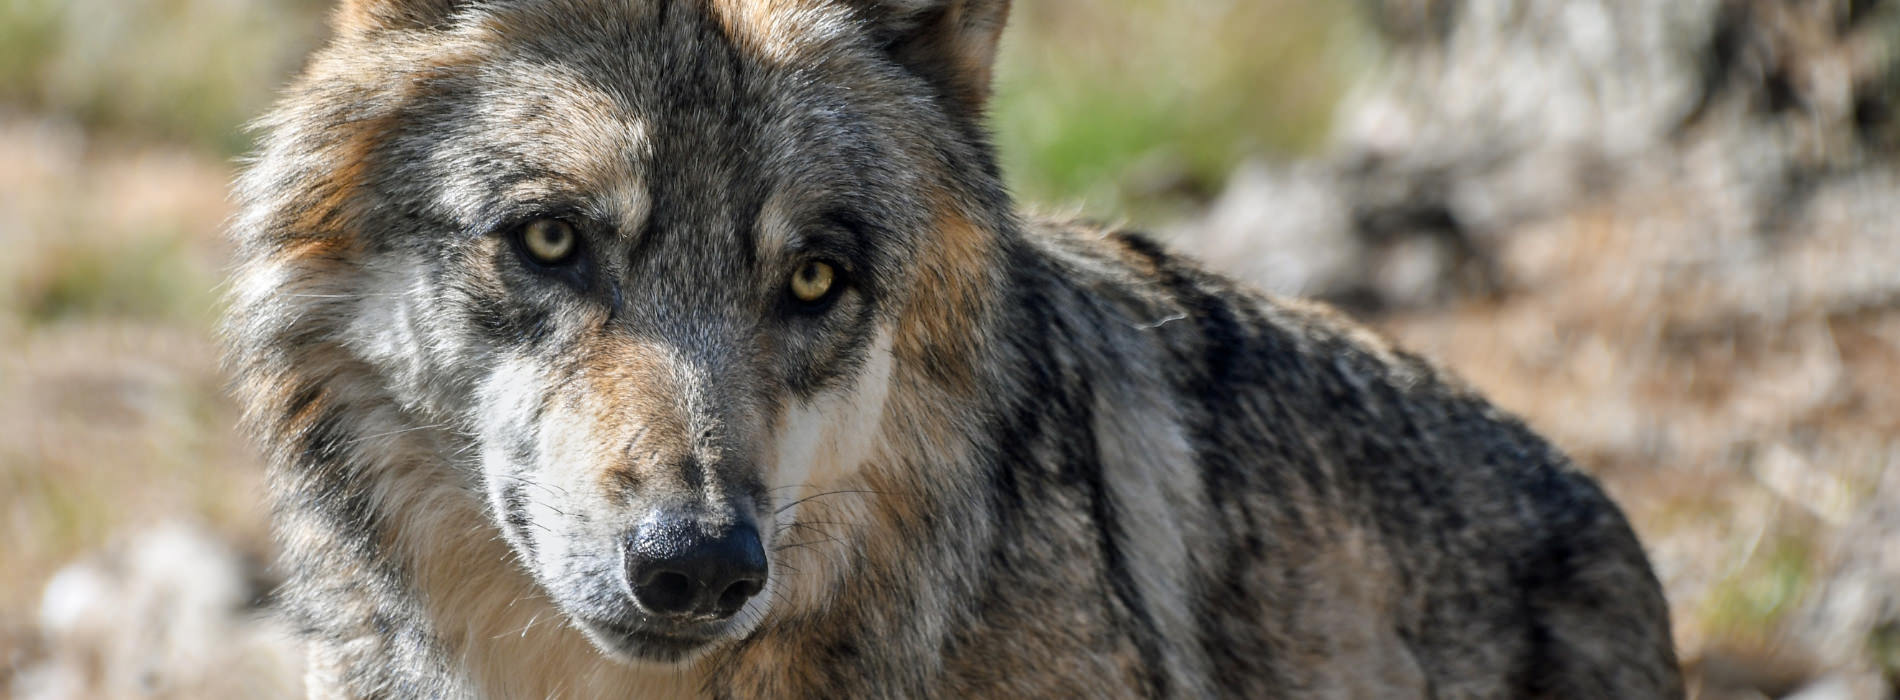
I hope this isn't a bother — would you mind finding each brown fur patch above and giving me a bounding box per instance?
[271,235,359,274]
[893,198,999,393]
[288,126,383,241]
[1096,227,1166,278]
[573,335,699,492]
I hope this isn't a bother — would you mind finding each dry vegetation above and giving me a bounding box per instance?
[2,0,1897,697]
[0,118,284,696]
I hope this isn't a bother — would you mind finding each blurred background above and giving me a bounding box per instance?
[1,0,1897,697]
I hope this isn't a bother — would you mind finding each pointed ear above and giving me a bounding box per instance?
[853,0,1011,116]
[334,0,462,34]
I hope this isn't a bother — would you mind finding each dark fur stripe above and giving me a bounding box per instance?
[1110,231,1295,691]
[288,403,385,558]
[991,249,1170,696]
[499,478,537,559]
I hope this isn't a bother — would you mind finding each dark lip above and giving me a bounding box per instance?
[582,618,719,663]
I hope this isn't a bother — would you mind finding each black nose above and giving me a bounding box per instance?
[624,514,767,620]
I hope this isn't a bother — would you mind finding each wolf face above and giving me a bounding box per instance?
[233,0,1009,666]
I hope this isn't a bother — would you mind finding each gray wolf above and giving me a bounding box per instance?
[221,0,1683,696]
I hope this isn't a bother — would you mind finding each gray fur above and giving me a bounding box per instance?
[222,0,1683,696]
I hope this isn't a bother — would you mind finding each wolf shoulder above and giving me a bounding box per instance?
[1022,217,1680,695]
[1029,216,1606,505]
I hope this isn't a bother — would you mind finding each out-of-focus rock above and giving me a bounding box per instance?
[1189,163,1363,298]
[9,522,302,699]
[1176,0,1900,313]
[1783,672,1893,700]
[1793,464,1900,690]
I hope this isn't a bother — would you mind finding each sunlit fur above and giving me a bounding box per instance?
[223,0,1683,697]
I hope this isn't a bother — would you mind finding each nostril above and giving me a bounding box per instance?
[624,514,769,619]
[635,570,696,615]
[716,578,762,613]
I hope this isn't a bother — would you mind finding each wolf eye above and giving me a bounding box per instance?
[516,219,578,265]
[788,261,837,304]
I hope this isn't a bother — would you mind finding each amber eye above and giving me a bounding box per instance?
[517,219,577,265]
[789,261,837,303]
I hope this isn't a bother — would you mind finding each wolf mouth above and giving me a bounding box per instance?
[580,617,725,664]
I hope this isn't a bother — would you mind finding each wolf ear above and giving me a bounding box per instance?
[334,0,462,34]
[850,0,1011,116]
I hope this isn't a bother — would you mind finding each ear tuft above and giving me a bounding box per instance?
[334,0,463,35]
[853,0,1011,117]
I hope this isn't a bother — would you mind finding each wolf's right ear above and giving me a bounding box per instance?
[334,0,462,34]
[847,0,1011,118]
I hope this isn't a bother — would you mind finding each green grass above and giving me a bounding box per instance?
[0,0,326,154]
[991,0,1368,219]
[0,0,62,99]
[14,234,219,326]
[1699,529,1821,642]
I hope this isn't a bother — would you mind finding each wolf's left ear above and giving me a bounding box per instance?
[850,0,1011,116]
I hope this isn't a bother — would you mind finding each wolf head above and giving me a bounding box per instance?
[227,0,1011,666]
